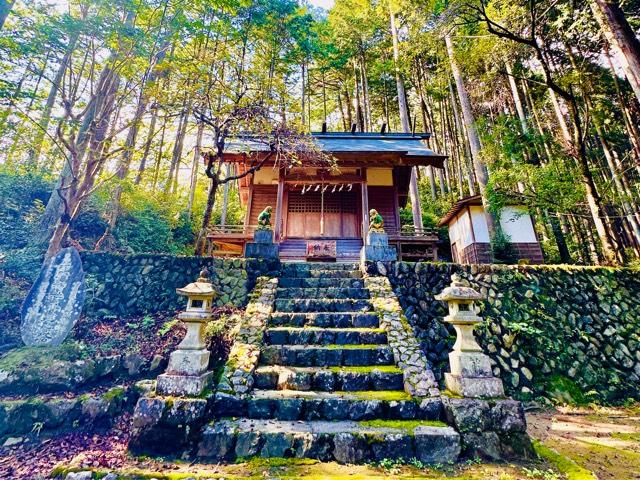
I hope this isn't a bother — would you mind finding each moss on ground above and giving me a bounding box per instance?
[101,386,126,402]
[324,344,388,349]
[533,440,597,480]
[327,365,402,373]
[0,342,88,371]
[49,459,576,480]
[343,390,412,401]
[358,419,448,432]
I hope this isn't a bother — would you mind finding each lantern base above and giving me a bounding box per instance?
[445,373,504,398]
[449,351,493,377]
[156,371,213,397]
[167,349,210,376]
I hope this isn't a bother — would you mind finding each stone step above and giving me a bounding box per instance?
[253,365,404,391]
[265,327,387,346]
[198,418,460,464]
[260,344,393,367]
[211,390,444,422]
[276,287,370,300]
[274,298,372,313]
[281,262,359,272]
[280,269,363,279]
[269,312,379,328]
[278,277,365,289]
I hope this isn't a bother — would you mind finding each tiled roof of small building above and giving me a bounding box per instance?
[437,195,483,227]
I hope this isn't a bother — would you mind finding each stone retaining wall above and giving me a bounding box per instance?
[367,261,640,403]
[80,253,279,317]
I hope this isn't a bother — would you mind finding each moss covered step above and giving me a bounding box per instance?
[274,298,372,313]
[265,327,387,346]
[281,262,360,273]
[276,287,370,300]
[260,344,393,367]
[212,390,444,421]
[197,418,460,464]
[253,365,403,391]
[269,312,379,328]
[280,269,363,279]
[278,277,365,289]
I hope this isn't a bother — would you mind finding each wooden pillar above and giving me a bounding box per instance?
[274,170,284,242]
[361,175,369,245]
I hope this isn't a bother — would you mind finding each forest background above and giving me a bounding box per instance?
[1,0,640,290]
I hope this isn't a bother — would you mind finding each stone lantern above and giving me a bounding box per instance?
[156,270,217,397]
[435,274,504,398]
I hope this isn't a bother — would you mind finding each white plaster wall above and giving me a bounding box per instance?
[450,210,475,249]
[500,206,537,243]
[470,206,490,243]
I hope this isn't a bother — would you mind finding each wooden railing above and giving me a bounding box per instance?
[385,225,439,239]
[207,224,257,237]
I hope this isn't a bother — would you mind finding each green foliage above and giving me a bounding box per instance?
[0,167,51,250]
[491,229,517,264]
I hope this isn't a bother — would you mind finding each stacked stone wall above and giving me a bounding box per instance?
[80,253,279,317]
[368,261,640,403]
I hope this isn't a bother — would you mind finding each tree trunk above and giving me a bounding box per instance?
[445,33,498,238]
[38,61,118,245]
[165,97,191,194]
[220,164,232,225]
[390,3,423,229]
[505,61,528,133]
[0,0,15,30]
[152,114,167,191]
[353,60,364,132]
[337,91,348,131]
[591,0,640,105]
[187,121,205,216]
[360,53,372,132]
[29,30,80,165]
[301,62,306,126]
[46,62,122,257]
[195,179,219,255]
[135,106,158,184]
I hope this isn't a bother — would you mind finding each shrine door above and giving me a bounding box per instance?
[285,188,360,238]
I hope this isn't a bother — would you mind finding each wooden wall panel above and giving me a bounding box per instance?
[367,186,398,232]
[248,185,278,225]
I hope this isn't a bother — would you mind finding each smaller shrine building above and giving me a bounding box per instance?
[438,195,544,264]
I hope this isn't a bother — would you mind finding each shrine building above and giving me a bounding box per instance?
[438,195,544,264]
[206,131,445,261]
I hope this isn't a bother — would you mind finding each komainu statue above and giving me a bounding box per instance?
[257,206,273,230]
[369,209,385,233]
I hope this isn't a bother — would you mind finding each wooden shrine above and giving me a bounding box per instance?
[206,132,446,261]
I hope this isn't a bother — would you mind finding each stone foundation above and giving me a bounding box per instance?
[80,253,279,317]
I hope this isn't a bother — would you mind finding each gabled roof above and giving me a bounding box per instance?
[437,195,483,227]
[222,131,446,168]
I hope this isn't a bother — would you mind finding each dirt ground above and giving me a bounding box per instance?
[1,404,639,479]
[527,404,640,480]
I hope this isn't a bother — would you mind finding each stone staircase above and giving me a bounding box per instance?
[198,262,461,464]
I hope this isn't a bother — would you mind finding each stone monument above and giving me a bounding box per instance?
[156,270,216,396]
[360,209,397,264]
[245,206,278,259]
[20,247,86,347]
[435,274,504,398]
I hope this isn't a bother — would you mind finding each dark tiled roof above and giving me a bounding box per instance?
[437,195,483,227]
[225,132,445,165]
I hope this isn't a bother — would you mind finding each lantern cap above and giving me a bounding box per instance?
[435,274,483,302]
[176,269,215,297]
